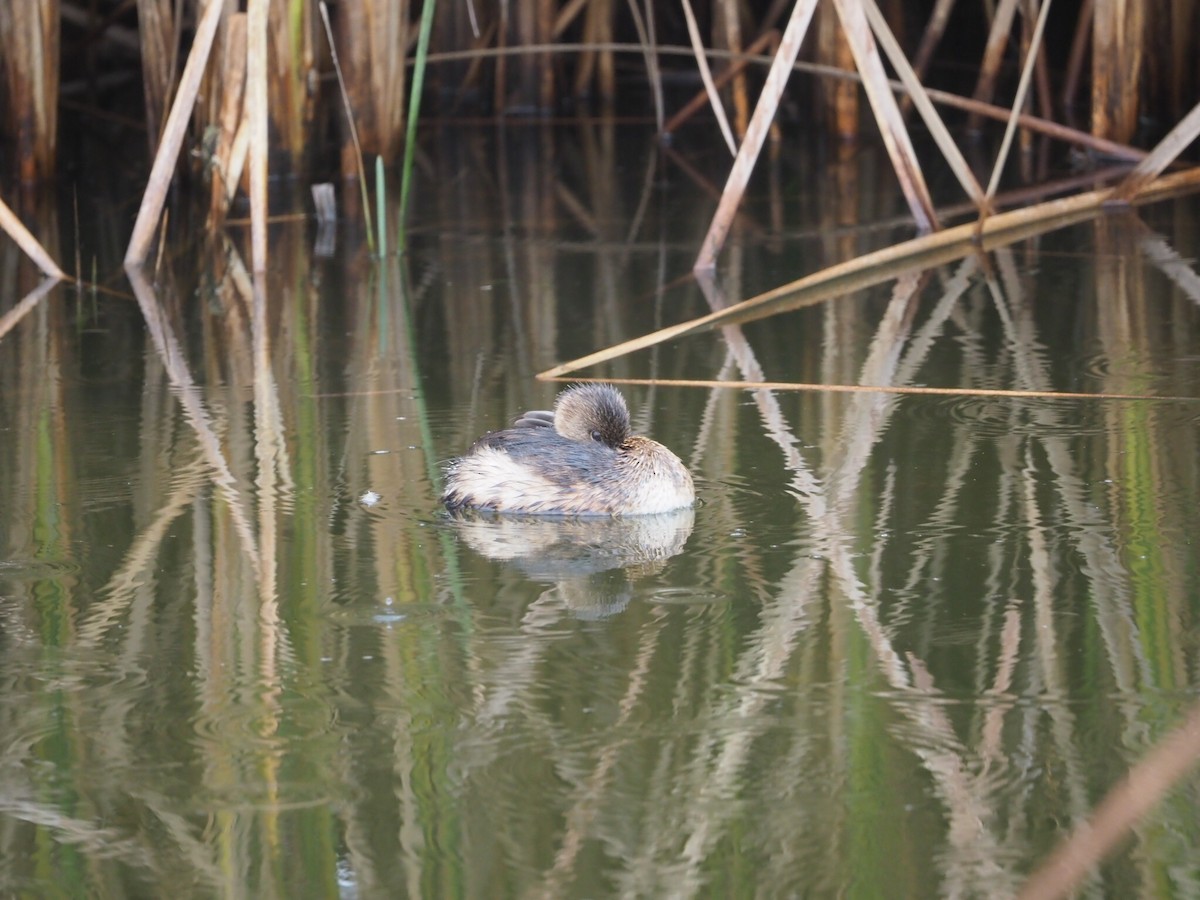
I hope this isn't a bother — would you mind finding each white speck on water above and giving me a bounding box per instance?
[359,491,382,506]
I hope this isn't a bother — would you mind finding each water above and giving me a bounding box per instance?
[3,123,1200,897]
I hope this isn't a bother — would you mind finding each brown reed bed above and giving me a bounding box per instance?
[0,2,1198,285]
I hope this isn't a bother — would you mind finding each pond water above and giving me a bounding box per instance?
[2,122,1200,897]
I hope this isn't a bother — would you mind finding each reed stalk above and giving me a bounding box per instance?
[135,0,176,152]
[544,166,1200,379]
[832,0,938,231]
[1092,0,1144,141]
[969,0,1020,131]
[862,0,986,210]
[679,0,737,156]
[982,0,1052,204]
[209,13,248,224]
[0,195,65,279]
[694,0,820,271]
[125,0,224,268]
[248,0,269,273]
[0,0,60,182]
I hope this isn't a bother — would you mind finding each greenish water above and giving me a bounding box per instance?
[2,123,1200,897]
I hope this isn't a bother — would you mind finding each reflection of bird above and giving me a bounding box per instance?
[442,384,695,515]
[448,507,696,619]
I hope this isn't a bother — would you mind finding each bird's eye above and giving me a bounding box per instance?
[591,430,604,442]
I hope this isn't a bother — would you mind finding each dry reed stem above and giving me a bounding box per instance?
[970,0,1020,130]
[0,0,60,182]
[209,13,247,223]
[832,0,938,231]
[693,0,819,271]
[553,0,589,36]
[247,0,268,274]
[909,0,957,89]
[718,0,749,136]
[135,0,175,151]
[982,0,1052,202]
[680,0,736,156]
[540,167,1200,379]
[1114,99,1200,200]
[862,0,986,210]
[0,195,65,279]
[124,0,223,268]
[1062,0,1093,114]
[1092,0,1144,142]
[543,375,1199,404]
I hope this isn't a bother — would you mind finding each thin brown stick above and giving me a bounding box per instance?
[539,167,1200,379]
[124,0,223,267]
[541,375,1199,404]
[0,194,65,278]
[694,0,819,271]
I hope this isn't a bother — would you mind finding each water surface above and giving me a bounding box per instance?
[2,124,1200,897]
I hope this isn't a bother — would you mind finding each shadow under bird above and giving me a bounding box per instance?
[442,384,695,516]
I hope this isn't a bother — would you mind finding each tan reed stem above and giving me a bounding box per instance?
[125,0,223,268]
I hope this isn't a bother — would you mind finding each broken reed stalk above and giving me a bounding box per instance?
[539,166,1200,380]
[694,0,819,271]
[0,194,65,279]
[125,0,224,268]
[317,0,374,253]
